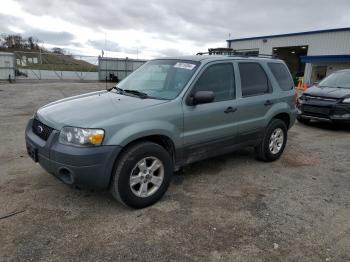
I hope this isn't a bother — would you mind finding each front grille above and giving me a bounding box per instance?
[302,105,330,117]
[32,119,54,141]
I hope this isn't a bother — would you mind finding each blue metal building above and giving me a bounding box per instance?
[227,27,350,84]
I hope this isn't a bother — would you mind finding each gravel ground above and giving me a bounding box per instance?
[0,81,349,262]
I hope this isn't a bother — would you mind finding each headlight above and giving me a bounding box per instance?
[59,127,104,146]
[342,98,350,103]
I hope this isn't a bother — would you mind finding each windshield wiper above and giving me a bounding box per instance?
[107,85,125,93]
[109,86,165,99]
[124,89,150,98]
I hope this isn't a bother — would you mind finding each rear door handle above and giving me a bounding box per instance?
[224,107,237,114]
[264,100,273,106]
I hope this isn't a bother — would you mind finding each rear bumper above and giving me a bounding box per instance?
[25,119,122,189]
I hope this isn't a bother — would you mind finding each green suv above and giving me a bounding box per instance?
[25,55,297,208]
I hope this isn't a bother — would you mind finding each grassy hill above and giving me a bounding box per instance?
[0,48,98,72]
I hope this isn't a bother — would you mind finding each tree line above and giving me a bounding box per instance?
[0,34,40,50]
[0,34,67,55]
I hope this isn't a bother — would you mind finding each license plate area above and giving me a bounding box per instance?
[26,142,38,162]
[303,105,330,115]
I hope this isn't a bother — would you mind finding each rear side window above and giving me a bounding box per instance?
[239,63,269,97]
[268,63,294,91]
[192,63,235,101]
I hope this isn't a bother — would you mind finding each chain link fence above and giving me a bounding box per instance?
[98,57,147,82]
[10,51,148,82]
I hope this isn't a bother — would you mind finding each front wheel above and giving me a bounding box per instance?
[255,119,288,162]
[111,141,173,209]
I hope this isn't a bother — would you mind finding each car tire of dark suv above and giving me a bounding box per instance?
[255,119,287,162]
[111,141,173,209]
[297,116,310,125]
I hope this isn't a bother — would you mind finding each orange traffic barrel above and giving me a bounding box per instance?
[297,81,302,90]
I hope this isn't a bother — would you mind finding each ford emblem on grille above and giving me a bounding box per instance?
[37,125,43,134]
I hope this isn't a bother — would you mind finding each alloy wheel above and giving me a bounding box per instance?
[269,128,284,154]
[129,156,164,198]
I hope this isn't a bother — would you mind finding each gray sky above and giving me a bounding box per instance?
[1,0,350,58]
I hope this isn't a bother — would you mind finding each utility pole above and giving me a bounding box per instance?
[104,32,108,89]
[39,47,42,64]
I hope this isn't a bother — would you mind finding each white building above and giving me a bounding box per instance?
[0,52,15,81]
[227,27,350,85]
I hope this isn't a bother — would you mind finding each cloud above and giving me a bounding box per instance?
[0,13,75,46]
[3,0,350,58]
[23,30,75,45]
[155,48,187,57]
[0,14,27,33]
[87,39,121,52]
[13,0,350,43]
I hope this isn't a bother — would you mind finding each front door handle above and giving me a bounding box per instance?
[264,100,273,106]
[224,107,237,114]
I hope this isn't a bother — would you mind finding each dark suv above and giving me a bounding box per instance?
[25,55,297,208]
[298,70,350,124]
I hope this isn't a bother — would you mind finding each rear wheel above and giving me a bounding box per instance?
[111,141,173,209]
[255,119,287,162]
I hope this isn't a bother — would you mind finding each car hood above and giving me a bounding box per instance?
[304,85,350,98]
[36,90,168,129]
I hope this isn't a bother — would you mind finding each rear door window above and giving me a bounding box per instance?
[238,63,270,97]
[268,63,294,91]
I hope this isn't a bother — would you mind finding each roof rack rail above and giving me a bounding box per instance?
[197,48,236,56]
[253,53,278,58]
[196,48,279,59]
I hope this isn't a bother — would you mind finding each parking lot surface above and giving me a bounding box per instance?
[0,81,349,261]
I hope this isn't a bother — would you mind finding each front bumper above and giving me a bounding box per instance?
[298,101,350,123]
[25,118,122,189]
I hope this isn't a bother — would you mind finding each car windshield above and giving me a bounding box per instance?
[318,71,350,89]
[116,59,200,99]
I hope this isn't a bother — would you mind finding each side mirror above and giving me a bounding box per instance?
[190,91,214,105]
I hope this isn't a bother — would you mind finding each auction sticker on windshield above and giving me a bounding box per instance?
[174,62,196,70]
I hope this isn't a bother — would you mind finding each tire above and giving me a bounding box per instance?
[297,116,310,125]
[111,141,173,209]
[255,119,288,162]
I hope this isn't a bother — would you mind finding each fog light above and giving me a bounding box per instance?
[332,114,350,119]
